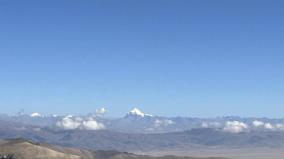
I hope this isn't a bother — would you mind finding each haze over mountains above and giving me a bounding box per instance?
[1,108,284,153]
[2,108,284,134]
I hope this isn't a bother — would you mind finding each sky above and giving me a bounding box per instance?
[0,0,284,118]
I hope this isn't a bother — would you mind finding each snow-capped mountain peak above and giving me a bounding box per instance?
[127,108,152,117]
[30,112,42,117]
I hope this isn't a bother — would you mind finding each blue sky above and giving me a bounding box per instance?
[0,0,284,117]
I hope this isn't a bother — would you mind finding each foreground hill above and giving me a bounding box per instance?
[0,138,227,159]
[0,139,81,159]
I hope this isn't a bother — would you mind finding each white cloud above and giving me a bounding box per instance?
[154,119,175,127]
[82,119,105,130]
[201,122,209,128]
[223,121,248,133]
[201,122,221,128]
[75,117,83,122]
[56,116,105,130]
[96,107,107,116]
[264,123,275,130]
[252,120,265,127]
[276,124,284,130]
[252,120,277,130]
[56,117,81,130]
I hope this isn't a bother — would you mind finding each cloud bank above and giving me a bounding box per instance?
[201,122,221,128]
[251,120,284,130]
[154,119,175,127]
[223,121,248,133]
[56,116,105,130]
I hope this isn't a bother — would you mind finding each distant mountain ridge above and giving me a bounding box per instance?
[2,108,284,134]
[1,109,284,152]
[1,119,284,152]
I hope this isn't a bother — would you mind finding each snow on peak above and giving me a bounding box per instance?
[30,112,42,117]
[130,108,144,116]
[127,108,152,117]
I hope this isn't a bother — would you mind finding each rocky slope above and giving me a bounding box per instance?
[0,138,227,159]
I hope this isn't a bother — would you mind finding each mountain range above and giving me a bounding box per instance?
[2,108,284,133]
[1,108,284,152]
